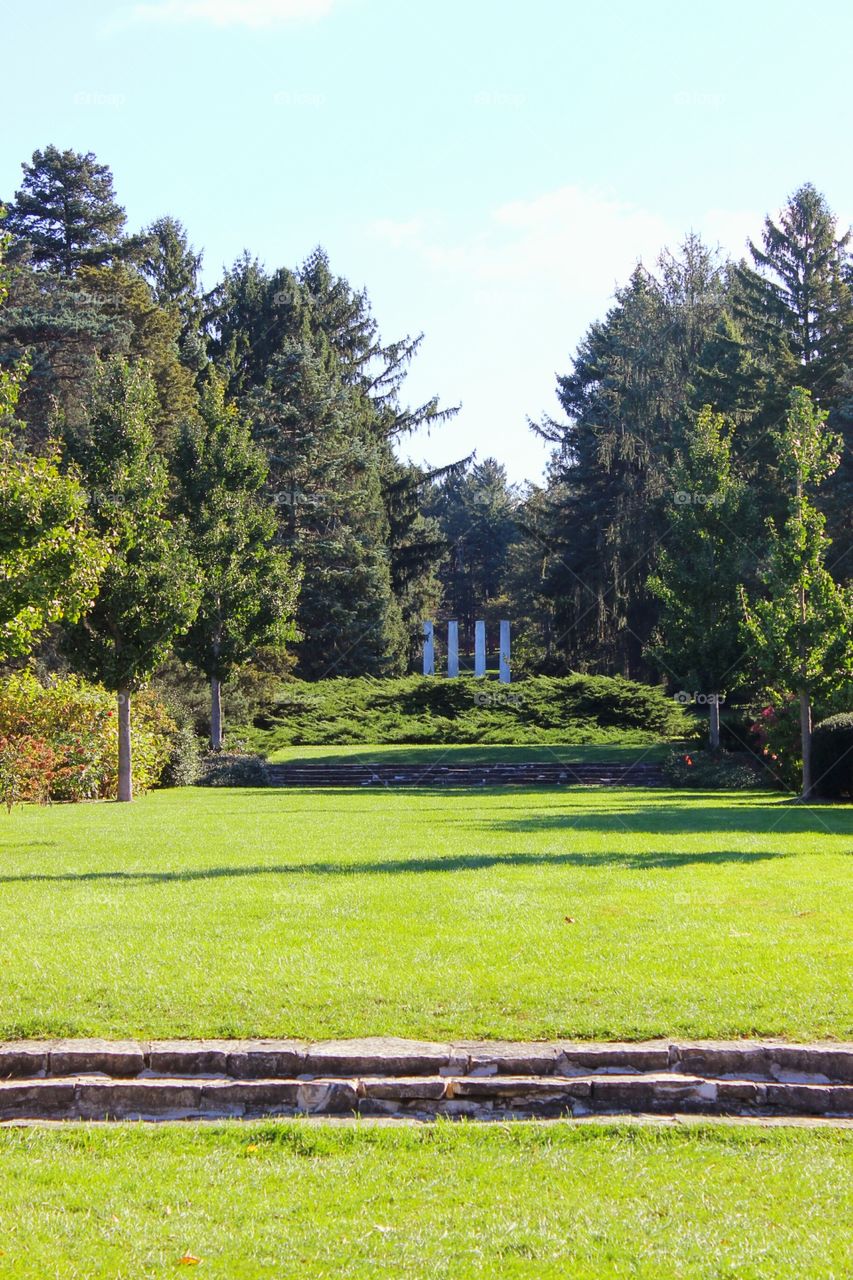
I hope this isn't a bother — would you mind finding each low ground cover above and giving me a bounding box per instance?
[1,782,849,1042]
[242,673,693,751]
[0,1122,849,1279]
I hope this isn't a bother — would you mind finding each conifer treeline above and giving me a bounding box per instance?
[2,152,851,707]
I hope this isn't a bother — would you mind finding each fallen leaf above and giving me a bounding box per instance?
[564,916,575,924]
[179,1253,202,1266]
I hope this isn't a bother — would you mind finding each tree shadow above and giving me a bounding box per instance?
[478,801,853,838]
[0,847,788,887]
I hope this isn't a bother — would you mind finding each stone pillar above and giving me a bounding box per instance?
[474,621,487,677]
[447,621,459,677]
[423,620,435,677]
[499,620,511,684]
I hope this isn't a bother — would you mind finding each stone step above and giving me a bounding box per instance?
[1,1073,852,1122]
[265,763,666,788]
[2,1039,852,1084]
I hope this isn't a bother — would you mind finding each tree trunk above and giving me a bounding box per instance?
[117,688,132,803]
[709,694,721,750]
[210,676,223,752]
[800,689,813,800]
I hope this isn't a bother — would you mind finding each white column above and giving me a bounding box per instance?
[499,620,511,684]
[447,621,459,677]
[423,620,435,676]
[474,621,486,677]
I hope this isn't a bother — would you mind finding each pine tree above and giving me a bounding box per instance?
[173,372,300,749]
[63,359,199,801]
[2,146,128,277]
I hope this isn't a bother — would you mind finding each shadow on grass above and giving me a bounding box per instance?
[478,803,853,838]
[0,848,789,886]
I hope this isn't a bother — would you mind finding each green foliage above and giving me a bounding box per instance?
[740,388,853,793]
[647,406,753,698]
[661,748,765,790]
[173,371,300,685]
[195,750,268,787]
[62,357,200,693]
[245,673,692,751]
[1,145,128,277]
[0,242,109,659]
[0,670,176,802]
[812,713,853,800]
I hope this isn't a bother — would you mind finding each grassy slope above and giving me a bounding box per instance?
[1,786,850,1042]
[0,1124,849,1279]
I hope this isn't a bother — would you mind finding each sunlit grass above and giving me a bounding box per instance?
[0,1123,849,1279]
[1,784,849,1041]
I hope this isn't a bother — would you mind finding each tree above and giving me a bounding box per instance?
[742,184,853,401]
[0,236,108,657]
[741,388,853,797]
[2,146,128,277]
[63,358,199,801]
[647,407,754,747]
[536,239,729,675]
[427,458,518,647]
[173,372,300,749]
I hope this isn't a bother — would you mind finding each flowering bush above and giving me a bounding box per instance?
[0,671,178,803]
[662,748,765,789]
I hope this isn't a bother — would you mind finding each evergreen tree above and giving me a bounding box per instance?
[138,216,208,375]
[647,406,754,747]
[63,359,199,801]
[2,146,128,277]
[741,388,853,798]
[173,372,300,748]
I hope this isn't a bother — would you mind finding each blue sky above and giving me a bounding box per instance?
[3,0,852,482]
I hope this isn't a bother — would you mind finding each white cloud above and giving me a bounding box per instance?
[370,188,765,482]
[129,0,337,27]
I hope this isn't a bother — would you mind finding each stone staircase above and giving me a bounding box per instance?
[265,762,666,789]
[2,1039,851,1123]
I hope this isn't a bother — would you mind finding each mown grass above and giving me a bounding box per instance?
[0,1123,849,1279]
[0,784,850,1042]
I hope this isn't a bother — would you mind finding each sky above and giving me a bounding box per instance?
[2,0,852,483]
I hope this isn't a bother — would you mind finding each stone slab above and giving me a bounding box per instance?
[557,1044,670,1076]
[0,1081,76,1120]
[0,1044,49,1079]
[75,1080,203,1120]
[303,1039,450,1077]
[50,1040,145,1078]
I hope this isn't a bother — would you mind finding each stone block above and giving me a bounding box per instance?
[0,1080,75,1120]
[50,1040,145,1078]
[0,1044,49,1078]
[557,1043,670,1076]
[75,1079,203,1120]
[296,1080,359,1115]
[225,1041,307,1079]
[458,1042,561,1076]
[764,1083,853,1115]
[147,1041,230,1076]
[303,1039,450,1077]
[200,1079,301,1116]
[360,1077,447,1101]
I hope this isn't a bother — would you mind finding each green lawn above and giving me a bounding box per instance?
[0,1123,849,1278]
[1,784,850,1042]
[267,742,674,764]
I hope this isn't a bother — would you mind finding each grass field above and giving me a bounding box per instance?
[1,780,850,1042]
[0,1122,849,1279]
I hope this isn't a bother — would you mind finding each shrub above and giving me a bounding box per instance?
[0,671,177,803]
[812,713,853,799]
[195,751,268,788]
[0,735,57,809]
[242,674,694,751]
[662,749,766,790]
[162,723,204,788]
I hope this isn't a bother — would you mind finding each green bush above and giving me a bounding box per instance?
[662,748,766,790]
[0,671,177,802]
[242,674,694,751]
[195,751,269,788]
[812,713,853,800]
